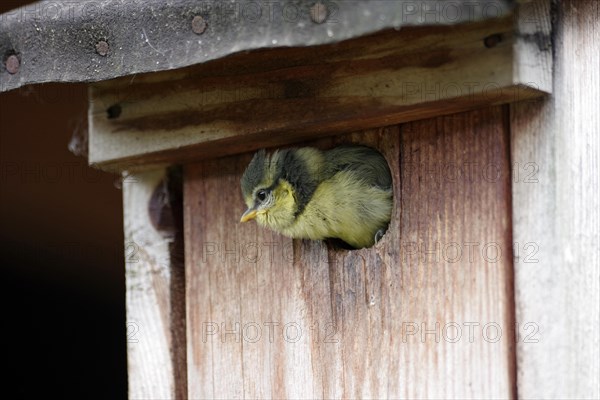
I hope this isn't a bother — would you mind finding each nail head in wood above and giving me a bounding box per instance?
[484,33,503,48]
[96,40,110,56]
[106,104,122,119]
[192,16,207,34]
[310,2,328,24]
[5,54,20,74]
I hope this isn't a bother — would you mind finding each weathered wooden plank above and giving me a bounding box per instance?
[90,7,551,172]
[184,106,515,398]
[123,168,186,399]
[510,0,600,398]
[0,0,514,93]
[513,0,552,93]
[397,108,516,398]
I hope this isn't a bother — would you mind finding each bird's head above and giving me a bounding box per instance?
[240,149,299,230]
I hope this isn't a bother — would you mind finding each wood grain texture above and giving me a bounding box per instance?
[89,9,551,172]
[123,169,186,399]
[184,106,515,398]
[510,0,600,398]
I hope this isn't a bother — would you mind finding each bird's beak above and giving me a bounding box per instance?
[240,208,258,223]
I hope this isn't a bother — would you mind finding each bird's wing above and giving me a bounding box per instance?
[325,145,392,190]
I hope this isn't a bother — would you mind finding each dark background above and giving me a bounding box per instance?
[1,1,127,398]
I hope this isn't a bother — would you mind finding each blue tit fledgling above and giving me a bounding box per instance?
[240,145,393,249]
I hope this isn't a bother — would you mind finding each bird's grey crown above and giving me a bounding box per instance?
[241,149,267,199]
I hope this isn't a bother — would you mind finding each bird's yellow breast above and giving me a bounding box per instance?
[277,170,392,248]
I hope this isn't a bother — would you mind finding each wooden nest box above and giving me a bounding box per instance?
[2,0,598,398]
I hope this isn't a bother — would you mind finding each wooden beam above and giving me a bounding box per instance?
[513,0,552,94]
[510,0,599,398]
[184,106,516,397]
[89,7,551,172]
[123,168,187,399]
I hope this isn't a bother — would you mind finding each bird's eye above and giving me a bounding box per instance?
[256,190,267,202]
